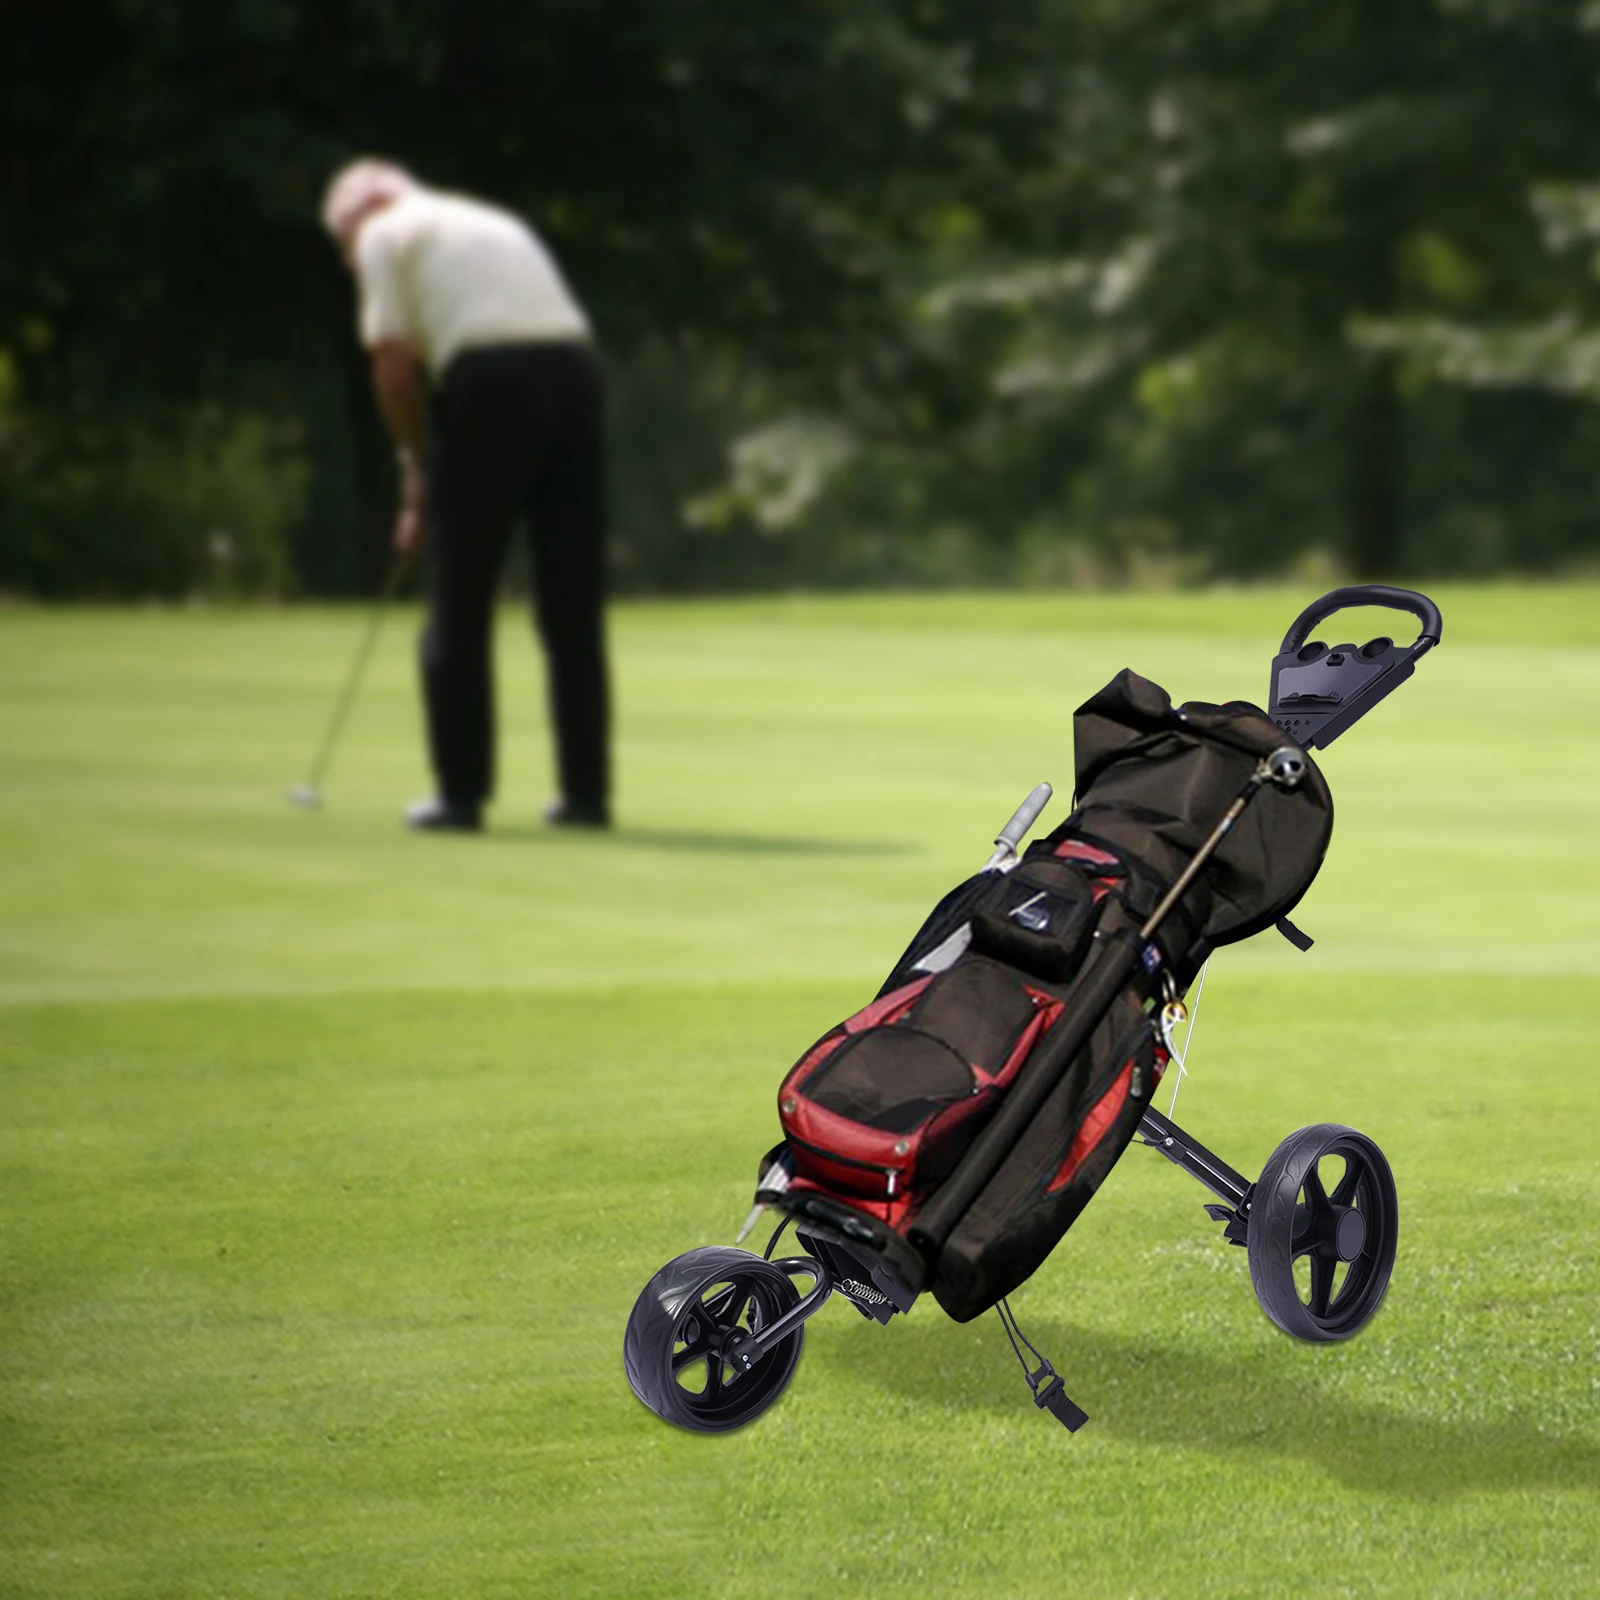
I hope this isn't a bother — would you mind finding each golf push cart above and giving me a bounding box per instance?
[624,585,1443,1433]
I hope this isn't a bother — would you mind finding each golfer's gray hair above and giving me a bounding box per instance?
[321,158,418,241]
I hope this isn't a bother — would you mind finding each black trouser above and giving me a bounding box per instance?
[422,342,608,813]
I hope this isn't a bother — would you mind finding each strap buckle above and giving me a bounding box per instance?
[1030,1367,1090,1432]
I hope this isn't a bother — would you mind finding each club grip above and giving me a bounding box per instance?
[995,783,1053,854]
[1279,585,1443,654]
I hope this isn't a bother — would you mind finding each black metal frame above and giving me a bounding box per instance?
[726,1102,1263,1368]
[1136,1106,1254,1244]
[721,1256,834,1371]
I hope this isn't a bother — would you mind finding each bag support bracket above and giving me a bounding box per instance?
[1137,1106,1254,1244]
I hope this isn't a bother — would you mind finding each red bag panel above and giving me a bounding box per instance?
[777,957,1064,1204]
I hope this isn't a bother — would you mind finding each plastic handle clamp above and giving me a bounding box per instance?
[1268,585,1443,751]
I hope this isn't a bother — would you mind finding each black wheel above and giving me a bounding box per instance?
[1247,1123,1398,1342]
[623,1247,807,1432]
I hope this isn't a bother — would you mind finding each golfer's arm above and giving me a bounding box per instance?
[369,340,428,466]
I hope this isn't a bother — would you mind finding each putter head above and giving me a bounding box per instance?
[286,784,322,810]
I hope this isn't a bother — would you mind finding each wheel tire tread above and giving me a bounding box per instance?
[623,1247,805,1432]
[1246,1122,1397,1343]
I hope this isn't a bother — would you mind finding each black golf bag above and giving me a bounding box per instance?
[774,668,1332,1321]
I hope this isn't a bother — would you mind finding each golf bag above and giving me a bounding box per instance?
[774,669,1334,1321]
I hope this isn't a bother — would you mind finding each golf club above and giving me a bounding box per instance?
[286,549,411,809]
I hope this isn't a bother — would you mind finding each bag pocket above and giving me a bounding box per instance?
[802,1027,976,1133]
[968,861,1097,982]
[782,956,1054,1200]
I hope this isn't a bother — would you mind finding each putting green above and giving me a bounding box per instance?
[2,586,1597,1598]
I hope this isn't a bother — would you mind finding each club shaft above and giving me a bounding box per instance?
[300,554,408,793]
[1136,777,1262,941]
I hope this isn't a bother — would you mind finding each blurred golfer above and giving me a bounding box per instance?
[322,158,610,832]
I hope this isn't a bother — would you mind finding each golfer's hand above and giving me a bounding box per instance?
[393,470,428,555]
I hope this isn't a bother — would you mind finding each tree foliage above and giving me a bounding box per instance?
[3,0,1600,594]
[810,0,1600,582]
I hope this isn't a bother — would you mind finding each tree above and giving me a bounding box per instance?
[5,0,1600,594]
[823,0,1600,580]
[0,0,1079,593]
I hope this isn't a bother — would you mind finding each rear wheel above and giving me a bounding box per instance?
[624,1247,807,1432]
[1247,1124,1398,1342]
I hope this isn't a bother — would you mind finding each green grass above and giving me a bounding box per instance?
[2,584,1597,1599]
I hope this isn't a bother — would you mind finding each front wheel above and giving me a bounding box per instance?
[624,1247,807,1432]
[1247,1124,1398,1342]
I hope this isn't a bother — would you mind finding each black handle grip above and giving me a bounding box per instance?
[1279,585,1443,654]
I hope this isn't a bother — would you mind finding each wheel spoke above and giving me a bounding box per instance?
[700,1283,741,1328]
[1328,1259,1350,1308]
[1302,1163,1328,1214]
[1335,1252,1364,1302]
[702,1356,723,1401]
[674,1309,718,1355]
[1331,1158,1361,1208]
[672,1344,712,1375]
[1291,1202,1315,1257]
[1308,1248,1334,1317]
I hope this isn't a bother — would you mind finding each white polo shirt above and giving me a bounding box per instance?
[354,187,590,377]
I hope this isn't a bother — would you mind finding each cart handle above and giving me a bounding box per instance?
[1279,585,1443,655]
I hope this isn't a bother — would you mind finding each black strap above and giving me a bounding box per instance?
[996,1298,1089,1432]
[1275,915,1314,952]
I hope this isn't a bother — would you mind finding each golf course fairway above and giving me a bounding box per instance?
[3,586,1597,1598]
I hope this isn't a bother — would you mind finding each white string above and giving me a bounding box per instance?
[1166,957,1210,1118]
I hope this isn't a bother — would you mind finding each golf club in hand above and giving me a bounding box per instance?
[287,549,412,809]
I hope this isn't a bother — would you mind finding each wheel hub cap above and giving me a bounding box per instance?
[1333,1205,1366,1262]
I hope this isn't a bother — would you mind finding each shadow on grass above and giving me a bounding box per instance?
[806,1313,1600,1497]
[489,824,918,858]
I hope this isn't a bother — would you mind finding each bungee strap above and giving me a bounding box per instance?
[996,1297,1089,1433]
